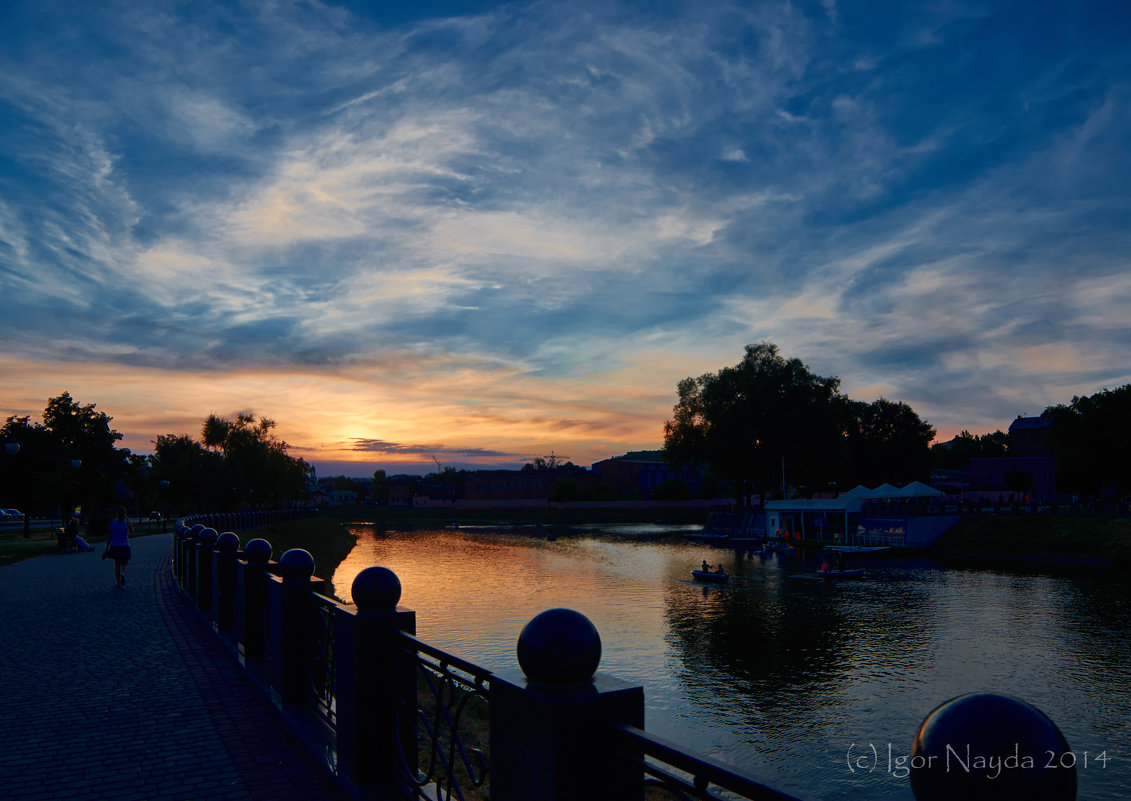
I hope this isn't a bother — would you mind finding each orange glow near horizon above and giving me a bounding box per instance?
[0,354,675,469]
[0,351,1031,474]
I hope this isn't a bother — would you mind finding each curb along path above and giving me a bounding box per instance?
[0,533,341,801]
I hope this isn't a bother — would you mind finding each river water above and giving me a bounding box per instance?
[331,523,1130,800]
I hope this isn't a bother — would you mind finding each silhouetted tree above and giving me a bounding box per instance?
[929,429,1008,470]
[846,398,935,485]
[1044,385,1131,495]
[372,469,389,504]
[663,342,849,506]
[151,434,223,514]
[1,393,129,523]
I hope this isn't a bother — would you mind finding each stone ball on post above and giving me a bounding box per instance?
[351,566,402,611]
[277,548,315,581]
[243,538,272,564]
[215,531,240,552]
[189,523,205,538]
[517,608,602,687]
[198,527,218,546]
[910,692,1076,801]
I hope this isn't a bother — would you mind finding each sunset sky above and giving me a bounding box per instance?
[2,0,1129,476]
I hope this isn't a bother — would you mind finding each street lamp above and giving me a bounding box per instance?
[3,441,30,537]
[60,457,81,529]
[158,480,170,532]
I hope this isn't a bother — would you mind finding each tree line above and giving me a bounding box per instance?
[1,393,311,524]
[663,342,936,505]
[1043,385,1131,497]
[663,342,1131,504]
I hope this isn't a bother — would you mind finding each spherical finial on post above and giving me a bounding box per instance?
[198,527,218,546]
[351,566,402,611]
[517,608,602,687]
[277,548,315,581]
[215,531,240,552]
[243,538,272,563]
[910,692,1077,801]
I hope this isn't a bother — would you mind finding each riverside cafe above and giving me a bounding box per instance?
[765,482,949,548]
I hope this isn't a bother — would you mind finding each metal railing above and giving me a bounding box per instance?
[393,630,492,801]
[309,593,340,727]
[604,722,806,801]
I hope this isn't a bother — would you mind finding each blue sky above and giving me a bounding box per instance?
[2,0,1129,475]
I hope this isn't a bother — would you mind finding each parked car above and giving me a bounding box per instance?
[0,508,25,522]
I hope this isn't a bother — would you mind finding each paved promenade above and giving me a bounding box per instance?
[0,533,345,801]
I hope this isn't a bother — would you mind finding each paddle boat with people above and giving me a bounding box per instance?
[692,561,730,583]
[789,549,867,581]
[814,549,865,579]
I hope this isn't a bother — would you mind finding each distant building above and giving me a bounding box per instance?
[928,468,971,494]
[968,456,1057,499]
[1007,415,1054,458]
[388,476,421,507]
[384,475,461,507]
[463,468,580,503]
[590,450,702,498]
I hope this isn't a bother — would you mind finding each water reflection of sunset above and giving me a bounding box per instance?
[332,527,677,677]
[330,527,1131,801]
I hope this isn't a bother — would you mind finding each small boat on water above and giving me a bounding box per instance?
[787,548,866,580]
[691,569,730,584]
[790,568,866,581]
[825,545,890,554]
[762,541,794,553]
[815,567,865,579]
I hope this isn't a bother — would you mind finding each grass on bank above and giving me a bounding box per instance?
[0,519,169,568]
[933,514,1131,564]
[239,515,358,599]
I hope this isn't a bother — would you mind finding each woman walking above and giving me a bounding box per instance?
[105,507,134,586]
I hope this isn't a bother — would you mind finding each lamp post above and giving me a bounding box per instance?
[158,480,170,532]
[3,441,30,538]
[61,457,81,529]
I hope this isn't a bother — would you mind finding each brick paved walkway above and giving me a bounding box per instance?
[0,534,345,801]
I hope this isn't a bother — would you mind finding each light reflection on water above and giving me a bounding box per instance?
[331,524,1131,801]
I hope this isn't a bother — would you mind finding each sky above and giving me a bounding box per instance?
[2,0,1129,477]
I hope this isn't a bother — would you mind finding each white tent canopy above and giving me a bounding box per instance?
[894,481,945,498]
[837,482,944,500]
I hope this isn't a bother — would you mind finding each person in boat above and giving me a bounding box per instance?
[819,560,831,573]
[715,565,726,575]
[702,560,711,572]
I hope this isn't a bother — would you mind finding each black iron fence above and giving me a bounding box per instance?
[171,516,1079,801]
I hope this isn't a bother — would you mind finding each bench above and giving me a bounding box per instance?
[56,527,78,552]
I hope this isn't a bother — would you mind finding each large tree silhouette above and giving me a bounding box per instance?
[663,343,849,505]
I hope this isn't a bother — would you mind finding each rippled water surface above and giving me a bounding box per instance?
[332,523,1131,800]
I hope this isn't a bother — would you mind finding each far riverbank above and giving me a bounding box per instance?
[931,513,1131,567]
[319,503,712,527]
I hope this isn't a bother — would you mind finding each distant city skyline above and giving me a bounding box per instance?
[3,1,1129,476]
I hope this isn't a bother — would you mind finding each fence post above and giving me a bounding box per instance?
[910,692,1076,800]
[490,608,645,801]
[195,528,218,613]
[335,566,417,788]
[267,548,326,705]
[172,523,186,583]
[184,524,204,593]
[211,531,240,631]
[236,538,273,661]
